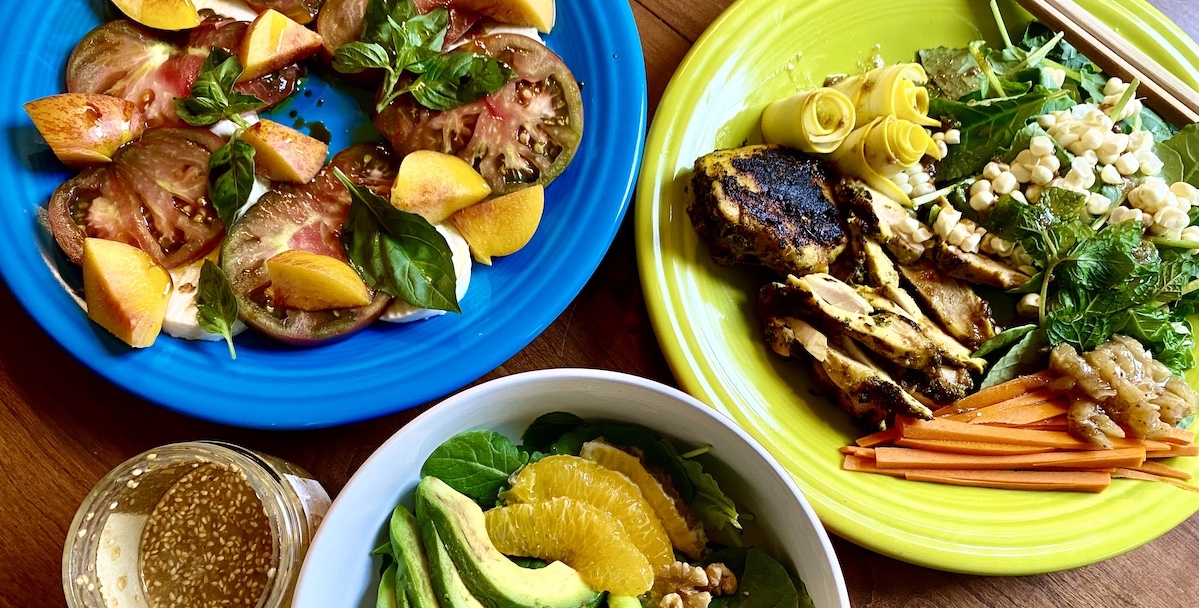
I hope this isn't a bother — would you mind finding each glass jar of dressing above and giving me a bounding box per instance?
[63,442,331,608]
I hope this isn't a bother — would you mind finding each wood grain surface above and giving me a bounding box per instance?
[3,1,1199,607]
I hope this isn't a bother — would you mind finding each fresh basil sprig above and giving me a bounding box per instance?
[196,259,239,360]
[175,48,266,128]
[332,0,515,113]
[332,168,460,313]
[208,137,256,227]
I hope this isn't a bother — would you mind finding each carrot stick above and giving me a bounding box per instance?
[942,391,1061,422]
[895,438,1057,456]
[959,399,1069,426]
[841,455,905,478]
[873,446,1145,471]
[856,428,900,448]
[904,469,1111,493]
[898,417,1172,451]
[839,446,877,458]
[1129,460,1192,480]
[1113,468,1199,494]
[1147,445,1199,458]
[1160,426,1196,446]
[934,371,1054,416]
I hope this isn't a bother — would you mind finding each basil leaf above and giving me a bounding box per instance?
[333,168,460,312]
[332,41,393,74]
[973,324,1037,358]
[405,51,516,111]
[420,430,527,507]
[196,260,239,360]
[174,48,265,127]
[209,137,256,227]
[391,8,448,70]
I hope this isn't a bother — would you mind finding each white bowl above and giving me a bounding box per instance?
[293,369,849,608]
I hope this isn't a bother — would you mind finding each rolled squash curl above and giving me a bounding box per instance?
[761,88,857,154]
[831,63,941,128]
[829,115,943,206]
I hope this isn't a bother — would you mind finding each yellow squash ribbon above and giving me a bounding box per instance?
[829,115,943,206]
[831,63,940,128]
[761,87,857,154]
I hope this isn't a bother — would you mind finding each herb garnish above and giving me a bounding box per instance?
[196,260,239,360]
[208,138,256,227]
[174,49,265,128]
[333,168,460,313]
[332,0,516,112]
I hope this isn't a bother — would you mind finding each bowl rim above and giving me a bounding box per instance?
[294,368,850,608]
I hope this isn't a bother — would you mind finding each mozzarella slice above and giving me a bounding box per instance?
[162,256,248,341]
[380,223,473,323]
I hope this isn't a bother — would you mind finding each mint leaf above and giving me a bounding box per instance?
[334,168,459,313]
[421,430,527,507]
[175,48,265,127]
[208,137,256,227]
[196,260,239,360]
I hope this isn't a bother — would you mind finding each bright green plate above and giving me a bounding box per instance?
[637,0,1199,575]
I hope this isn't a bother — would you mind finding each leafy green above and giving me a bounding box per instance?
[332,0,514,112]
[929,86,1068,182]
[681,458,741,538]
[1158,123,1199,188]
[1019,22,1097,72]
[174,49,265,127]
[1129,106,1176,142]
[208,137,256,227]
[706,548,802,608]
[919,46,985,100]
[980,327,1047,389]
[195,260,239,360]
[420,430,528,507]
[519,412,586,453]
[973,324,1037,358]
[335,168,460,313]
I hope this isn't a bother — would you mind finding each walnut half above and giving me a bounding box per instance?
[652,561,739,608]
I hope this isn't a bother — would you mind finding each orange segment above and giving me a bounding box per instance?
[505,455,673,570]
[580,440,708,559]
[484,497,653,596]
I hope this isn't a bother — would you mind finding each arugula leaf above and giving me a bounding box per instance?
[681,458,741,537]
[1158,123,1199,188]
[980,327,1047,389]
[973,324,1037,358]
[334,168,460,313]
[208,137,256,227]
[196,260,239,360]
[174,48,265,127]
[929,86,1068,182]
[403,51,517,111]
[420,430,527,507]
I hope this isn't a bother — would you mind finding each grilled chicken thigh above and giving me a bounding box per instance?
[897,260,998,349]
[689,145,846,276]
[929,241,1031,290]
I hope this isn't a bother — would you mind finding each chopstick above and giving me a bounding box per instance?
[1015,0,1199,126]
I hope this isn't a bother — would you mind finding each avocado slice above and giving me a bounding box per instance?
[377,563,403,608]
[389,504,440,608]
[418,511,486,608]
[415,476,603,608]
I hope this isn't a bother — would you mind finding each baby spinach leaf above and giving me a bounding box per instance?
[706,548,800,608]
[519,412,586,453]
[208,137,256,227]
[1157,123,1199,188]
[919,46,985,100]
[196,260,239,360]
[335,169,460,313]
[980,327,1047,389]
[929,86,1068,182]
[421,430,527,507]
[175,48,265,127]
[973,324,1037,358]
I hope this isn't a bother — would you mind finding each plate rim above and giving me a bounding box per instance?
[635,0,1199,574]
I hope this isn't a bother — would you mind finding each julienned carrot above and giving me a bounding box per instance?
[942,390,1059,422]
[842,454,904,477]
[897,417,1173,452]
[873,446,1145,471]
[838,446,876,458]
[933,371,1054,416]
[1147,444,1199,458]
[1113,468,1199,494]
[894,438,1056,456]
[1161,426,1197,446]
[1129,460,1192,480]
[856,427,900,448]
[904,469,1111,493]
[951,398,1069,426]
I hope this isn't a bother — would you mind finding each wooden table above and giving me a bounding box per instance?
[4,1,1199,607]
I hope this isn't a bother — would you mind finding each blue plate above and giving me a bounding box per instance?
[0,0,646,429]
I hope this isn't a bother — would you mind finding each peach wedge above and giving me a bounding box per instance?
[238,9,324,82]
[451,185,544,265]
[266,250,371,311]
[391,151,492,224]
[83,238,172,348]
[24,93,144,168]
[241,119,328,183]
